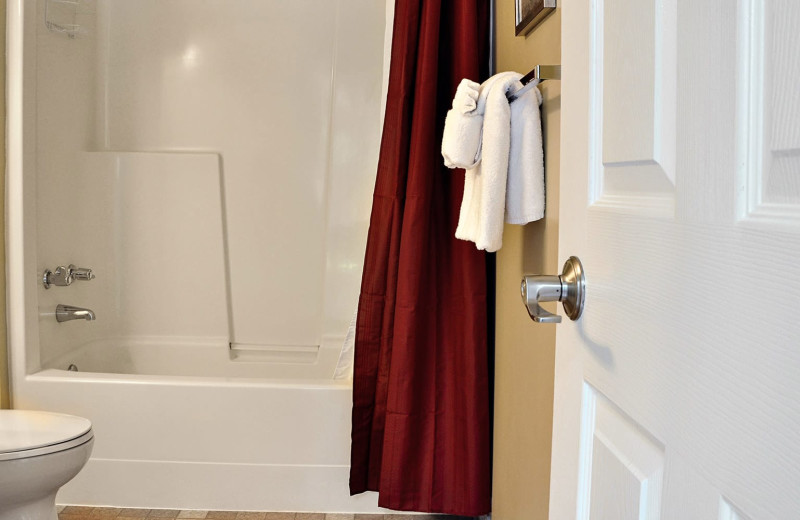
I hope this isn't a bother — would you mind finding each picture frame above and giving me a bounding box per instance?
[515,0,556,36]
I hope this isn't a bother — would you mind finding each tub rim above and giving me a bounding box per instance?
[27,368,353,391]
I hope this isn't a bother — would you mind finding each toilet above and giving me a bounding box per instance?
[0,410,94,520]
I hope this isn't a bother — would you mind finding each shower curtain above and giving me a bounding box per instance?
[350,0,492,515]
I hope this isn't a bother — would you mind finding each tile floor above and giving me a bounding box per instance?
[57,507,467,520]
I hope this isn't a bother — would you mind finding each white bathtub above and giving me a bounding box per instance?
[14,340,377,512]
[7,0,387,513]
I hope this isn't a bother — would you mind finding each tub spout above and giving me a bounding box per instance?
[56,304,96,322]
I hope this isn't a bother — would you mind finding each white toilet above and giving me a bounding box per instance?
[0,410,94,520]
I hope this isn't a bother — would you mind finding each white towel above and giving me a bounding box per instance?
[443,72,545,252]
[506,81,544,224]
[454,72,520,252]
[441,79,483,169]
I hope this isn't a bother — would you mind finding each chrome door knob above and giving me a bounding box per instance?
[521,256,586,323]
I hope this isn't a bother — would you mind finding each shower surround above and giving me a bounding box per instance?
[8,0,387,511]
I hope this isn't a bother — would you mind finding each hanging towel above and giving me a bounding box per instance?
[441,79,483,169]
[506,80,544,224]
[455,71,519,252]
[442,72,545,251]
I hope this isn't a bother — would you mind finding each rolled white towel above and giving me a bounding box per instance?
[454,78,480,112]
[441,79,483,169]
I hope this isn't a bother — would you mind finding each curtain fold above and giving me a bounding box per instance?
[350,1,491,515]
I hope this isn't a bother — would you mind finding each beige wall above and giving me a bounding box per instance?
[492,5,560,520]
[0,0,8,409]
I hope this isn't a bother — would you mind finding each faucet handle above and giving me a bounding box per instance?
[43,264,95,289]
[43,266,71,289]
[69,265,95,281]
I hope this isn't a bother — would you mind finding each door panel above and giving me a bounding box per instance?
[595,0,676,210]
[580,384,665,520]
[740,0,800,219]
[554,0,800,519]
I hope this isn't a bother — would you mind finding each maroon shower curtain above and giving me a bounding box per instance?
[350,1,491,515]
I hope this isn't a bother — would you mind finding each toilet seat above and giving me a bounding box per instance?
[0,410,94,461]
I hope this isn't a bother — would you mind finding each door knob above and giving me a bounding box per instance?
[521,256,585,323]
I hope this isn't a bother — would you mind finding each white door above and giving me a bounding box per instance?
[551,0,800,519]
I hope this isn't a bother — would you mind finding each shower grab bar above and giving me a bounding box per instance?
[507,65,561,103]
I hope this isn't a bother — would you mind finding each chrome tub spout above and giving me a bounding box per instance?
[56,304,96,322]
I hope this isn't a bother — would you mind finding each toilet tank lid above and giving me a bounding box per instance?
[0,410,92,454]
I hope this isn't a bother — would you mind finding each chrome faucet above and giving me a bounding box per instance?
[43,265,95,289]
[56,304,96,322]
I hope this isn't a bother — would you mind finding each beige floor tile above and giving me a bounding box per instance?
[62,507,96,515]
[235,513,266,520]
[264,514,295,520]
[178,511,208,519]
[353,516,383,520]
[296,514,326,520]
[59,515,93,520]
[91,508,122,517]
[325,515,354,520]
[118,510,150,518]
[148,511,180,518]
[206,513,238,520]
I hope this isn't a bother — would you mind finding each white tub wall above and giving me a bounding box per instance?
[94,0,385,356]
[28,0,385,376]
[76,151,230,340]
[34,0,116,369]
[320,1,385,337]
[36,149,231,373]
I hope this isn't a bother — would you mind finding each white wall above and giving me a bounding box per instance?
[33,1,386,372]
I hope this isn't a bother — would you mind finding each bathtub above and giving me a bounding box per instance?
[7,0,387,513]
[17,357,376,512]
